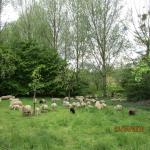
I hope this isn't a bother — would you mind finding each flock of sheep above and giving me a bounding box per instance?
[0,95,136,116]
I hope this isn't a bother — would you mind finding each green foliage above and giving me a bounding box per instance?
[120,58,150,101]
[0,45,19,78]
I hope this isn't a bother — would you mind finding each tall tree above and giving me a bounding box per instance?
[84,0,127,97]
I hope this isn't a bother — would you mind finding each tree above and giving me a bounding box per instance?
[132,3,150,57]
[29,64,45,115]
[83,0,127,97]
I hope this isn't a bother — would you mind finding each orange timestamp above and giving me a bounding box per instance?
[114,126,144,132]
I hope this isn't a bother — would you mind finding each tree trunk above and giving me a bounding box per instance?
[33,89,36,115]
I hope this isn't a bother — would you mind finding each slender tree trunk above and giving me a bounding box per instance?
[33,89,36,115]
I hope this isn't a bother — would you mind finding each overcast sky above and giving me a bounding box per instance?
[1,0,149,25]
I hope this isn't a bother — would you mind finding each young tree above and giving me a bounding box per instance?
[29,64,45,115]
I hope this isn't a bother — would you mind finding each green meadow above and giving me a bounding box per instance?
[0,98,150,150]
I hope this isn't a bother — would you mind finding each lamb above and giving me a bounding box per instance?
[95,101,104,109]
[21,105,32,116]
[114,104,123,111]
[51,103,57,110]
[40,104,49,112]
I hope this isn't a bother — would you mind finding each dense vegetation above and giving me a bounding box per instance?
[0,0,150,101]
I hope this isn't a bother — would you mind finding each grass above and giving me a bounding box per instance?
[0,98,150,150]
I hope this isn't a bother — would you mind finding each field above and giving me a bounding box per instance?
[0,98,150,150]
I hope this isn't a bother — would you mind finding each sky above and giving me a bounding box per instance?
[1,0,149,25]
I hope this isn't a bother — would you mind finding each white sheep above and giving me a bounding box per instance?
[75,96,84,103]
[35,107,41,115]
[63,101,70,108]
[9,104,21,110]
[64,97,69,101]
[81,102,86,107]
[114,104,123,111]
[40,104,49,112]
[21,105,32,116]
[51,103,57,110]
[95,101,104,109]
[102,103,107,108]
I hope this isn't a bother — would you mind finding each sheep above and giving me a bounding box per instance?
[35,107,41,115]
[51,98,61,103]
[114,104,123,111]
[9,104,21,110]
[70,106,76,114]
[75,96,84,103]
[40,104,49,112]
[39,99,47,104]
[51,103,57,110]
[1,95,15,100]
[102,103,107,108]
[63,101,70,108]
[95,101,104,109]
[72,102,77,107]
[10,100,23,106]
[64,97,69,101]
[80,102,86,107]
[128,109,136,115]
[76,102,81,108]
[87,101,91,105]
[21,105,32,116]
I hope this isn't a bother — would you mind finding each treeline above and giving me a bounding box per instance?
[0,0,150,100]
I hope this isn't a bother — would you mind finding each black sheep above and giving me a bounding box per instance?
[70,107,75,114]
[128,109,136,115]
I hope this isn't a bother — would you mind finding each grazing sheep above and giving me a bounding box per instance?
[95,101,104,109]
[51,103,57,110]
[21,105,32,116]
[76,102,81,108]
[1,95,15,100]
[75,96,84,103]
[40,104,49,112]
[114,104,123,111]
[81,102,86,107]
[70,106,75,114]
[64,97,69,101]
[10,99,23,107]
[128,109,136,115]
[63,101,70,108]
[102,103,107,108]
[9,104,21,110]
[72,102,77,107]
[87,101,91,105]
[35,107,41,115]
[39,99,46,104]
